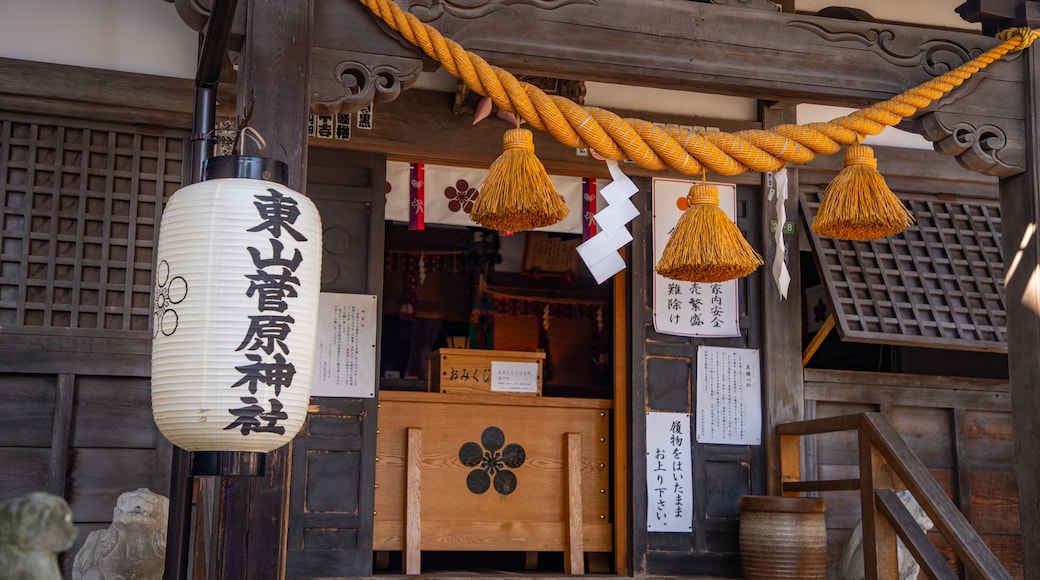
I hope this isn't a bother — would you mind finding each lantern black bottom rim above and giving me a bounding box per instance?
[190,451,266,477]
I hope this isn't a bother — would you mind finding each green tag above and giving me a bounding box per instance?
[770,220,795,234]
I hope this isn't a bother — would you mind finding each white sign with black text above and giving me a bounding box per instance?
[695,346,762,445]
[645,412,694,532]
[311,293,377,398]
[490,361,540,393]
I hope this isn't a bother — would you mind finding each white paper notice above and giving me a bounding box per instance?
[646,412,693,532]
[311,293,377,398]
[695,346,761,445]
[651,178,741,337]
[490,361,540,393]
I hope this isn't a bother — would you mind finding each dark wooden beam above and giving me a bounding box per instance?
[316,0,1019,106]
[46,374,74,497]
[998,43,1040,580]
[957,0,1040,34]
[173,1,1032,176]
[311,0,1029,175]
[223,1,314,579]
[307,87,762,183]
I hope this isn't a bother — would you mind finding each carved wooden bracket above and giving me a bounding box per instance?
[311,49,423,115]
[786,18,1028,176]
[917,112,1024,177]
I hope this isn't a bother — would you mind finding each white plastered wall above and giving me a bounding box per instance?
[0,0,198,79]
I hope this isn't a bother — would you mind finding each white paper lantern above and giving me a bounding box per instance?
[151,157,322,454]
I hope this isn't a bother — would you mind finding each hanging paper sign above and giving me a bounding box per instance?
[386,161,585,234]
[311,293,378,398]
[651,178,741,337]
[695,346,762,445]
[646,412,693,532]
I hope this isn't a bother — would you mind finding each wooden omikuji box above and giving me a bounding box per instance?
[427,348,545,395]
[373,391,613,574]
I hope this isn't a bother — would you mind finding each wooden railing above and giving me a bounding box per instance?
[777,412,1011,580]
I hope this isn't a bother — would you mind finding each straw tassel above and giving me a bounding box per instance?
[655,183,763,283]
[470,128,569,231]
[812,145,914,240]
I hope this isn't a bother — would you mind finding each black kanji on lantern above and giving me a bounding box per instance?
[226,187,307,436]
[458,426,526,496]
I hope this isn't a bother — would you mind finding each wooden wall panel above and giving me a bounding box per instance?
[978,533,1025,578]
[888,406,954,469]
[805,370,1020,578]
[0,96,186,577]
[965,409,1016,467]
[631,180,764,576]
[970,470,1021,533]
[0,373,56,446]
[286,398,370,578]
[71,376,156,448]
[68,448,161,521]
[0,448,51,498]
[283,148,385,578]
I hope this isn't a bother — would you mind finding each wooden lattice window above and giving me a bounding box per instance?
[801,187,1007,352]
[0,114,186,333]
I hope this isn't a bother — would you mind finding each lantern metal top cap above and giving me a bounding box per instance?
[204,155,289,186]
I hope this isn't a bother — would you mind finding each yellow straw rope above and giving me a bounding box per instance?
[358,0,1038,176]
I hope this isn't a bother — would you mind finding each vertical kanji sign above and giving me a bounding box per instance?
[651,178,741,337]
[645,412,693,532]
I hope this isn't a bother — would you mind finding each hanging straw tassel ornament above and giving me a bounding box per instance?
[812,145,914,240]
[470,127,569,231]
[655,183,763,283]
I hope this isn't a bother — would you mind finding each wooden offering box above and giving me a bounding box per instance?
[374,391,612,574]
[427,348,545,395]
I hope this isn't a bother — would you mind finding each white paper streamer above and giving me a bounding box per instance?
[767,169,791,299]
[576,160,638,283]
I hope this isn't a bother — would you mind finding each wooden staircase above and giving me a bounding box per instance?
[777,412,1012,580]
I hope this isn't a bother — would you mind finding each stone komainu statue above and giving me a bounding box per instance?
[0,492,78,580]
[72,488,169,580]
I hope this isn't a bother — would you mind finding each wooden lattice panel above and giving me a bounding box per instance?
[802,187,1006,352]
[0,115,185,333]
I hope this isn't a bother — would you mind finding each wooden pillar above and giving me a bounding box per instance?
[1000,38,1040,580]
[225,1,313,579]
[760,103,804,495]
[404,428,422,575]
[565,432,586,575]
[858,435,898,580]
